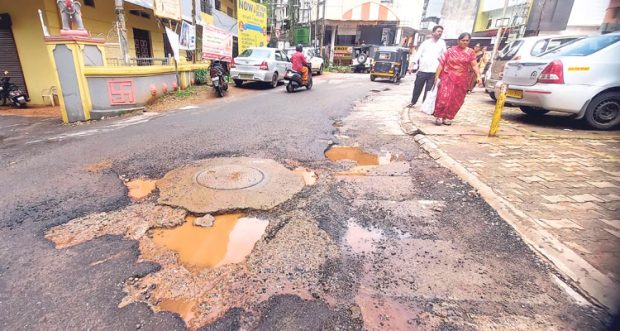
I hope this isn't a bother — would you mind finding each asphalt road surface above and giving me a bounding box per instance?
[0,74,611,330]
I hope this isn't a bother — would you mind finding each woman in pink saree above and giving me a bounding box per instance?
[433,33,482,125]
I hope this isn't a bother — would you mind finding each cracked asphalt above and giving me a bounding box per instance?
[0,73,612,330]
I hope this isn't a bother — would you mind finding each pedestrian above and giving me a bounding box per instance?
[407,25,447,108]
[468,43,483,92]
[433,32,482,126]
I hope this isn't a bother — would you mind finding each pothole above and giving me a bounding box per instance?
[152,214,269,270]
[157,157,305,213]
[325,146,379,166]
[125,178,158,201]
[344,220,383,254]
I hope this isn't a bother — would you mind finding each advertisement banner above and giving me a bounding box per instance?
[473,0,533,32]
[165,27,180,62]
[154,0,181,20]
[237,0,267,53]
[179,21,196,50]
[202,25,233,62]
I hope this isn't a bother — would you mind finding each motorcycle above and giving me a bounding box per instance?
[209,59,229,97]
[0,71,28,108]
[284,63,313,93]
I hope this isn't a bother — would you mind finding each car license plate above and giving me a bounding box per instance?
[240,74,253,79]
[506,89,523,99]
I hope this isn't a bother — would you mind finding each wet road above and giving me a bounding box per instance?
[0,74,611,330]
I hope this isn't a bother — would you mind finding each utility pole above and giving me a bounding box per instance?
[491,0,509,61]
[114,0,130,65]
[319,0,325,57]
[191,0,197,63]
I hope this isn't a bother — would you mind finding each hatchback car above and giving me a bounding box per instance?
[285,47,325,75]
[230,47,292,88]
[499,33,620,130]
[485,35,582,100]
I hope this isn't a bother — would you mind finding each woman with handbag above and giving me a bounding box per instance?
[433,33,482,125]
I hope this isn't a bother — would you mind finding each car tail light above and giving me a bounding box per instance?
[538,60,564,84]
[231,58,236,68]
[259,61,269,70]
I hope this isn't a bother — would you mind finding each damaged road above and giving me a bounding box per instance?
[0,74,611,330]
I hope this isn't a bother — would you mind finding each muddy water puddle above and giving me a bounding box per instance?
[152,214,269,269]
[325,146,380,166]
[125,178,157,201]
[159,298,197,323]
[344,220,383,254]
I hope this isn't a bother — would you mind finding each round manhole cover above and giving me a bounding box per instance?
[194,165,265,190]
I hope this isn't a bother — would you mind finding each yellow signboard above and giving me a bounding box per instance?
[154,0,181,20]
[237,0,268,53]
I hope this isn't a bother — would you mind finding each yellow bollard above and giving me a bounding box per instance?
[488,83,507,137]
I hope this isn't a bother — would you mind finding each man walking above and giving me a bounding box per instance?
[408,25,446,107]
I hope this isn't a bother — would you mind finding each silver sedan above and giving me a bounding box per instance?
[230,47,292,88]
[499,33,620,130]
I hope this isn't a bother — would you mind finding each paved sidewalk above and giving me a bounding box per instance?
[397,81,620,312]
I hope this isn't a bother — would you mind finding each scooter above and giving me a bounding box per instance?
[0,71,28,108]
[209,60,229,97]
[284,63,313,93]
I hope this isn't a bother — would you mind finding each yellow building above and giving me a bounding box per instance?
[0,0,187,106]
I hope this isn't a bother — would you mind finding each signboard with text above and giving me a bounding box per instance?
[237,0,267,53]
[154,0,181,20]
[202,25,233,62]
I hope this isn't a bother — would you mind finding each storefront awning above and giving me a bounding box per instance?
[125,0,154,9]
[342,1,399,22]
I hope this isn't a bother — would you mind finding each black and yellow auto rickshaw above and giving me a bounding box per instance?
[369,46,410,83]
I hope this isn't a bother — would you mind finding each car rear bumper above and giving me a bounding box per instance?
[497,83,593,115]
[230,68,272,82]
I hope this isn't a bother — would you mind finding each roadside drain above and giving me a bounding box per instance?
[152,214,269,269]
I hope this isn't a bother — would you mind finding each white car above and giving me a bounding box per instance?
[499,33,620,130]
[485,35,583,100]
[230,47,292,88]
[285,47,324,75]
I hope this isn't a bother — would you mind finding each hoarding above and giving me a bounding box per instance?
[237,0,267,53]
[474,0,533,33]
[154,0,181,20]
[202,25,233,62]
[179,20,196,50]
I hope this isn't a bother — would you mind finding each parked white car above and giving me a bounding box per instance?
[230,47,292,88]
[485,34,583,100]
[499,33,620,130]
[285,47,325,75]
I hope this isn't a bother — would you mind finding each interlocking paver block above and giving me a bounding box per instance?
[518,175,545,184]
[571,194,603,203]
[539,219,584,230]
[542,195,574,203]
[600,219,620,231]
[604,228,620,239]
[588,181,619,188]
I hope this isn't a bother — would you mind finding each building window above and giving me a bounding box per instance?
[84,0,95,7]
[215,0,221,11]
[227,7,233,17]
[200,0,213,15]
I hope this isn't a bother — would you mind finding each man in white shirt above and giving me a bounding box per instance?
[408,25,447,107]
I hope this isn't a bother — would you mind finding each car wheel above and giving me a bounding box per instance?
[519,106,549,116]
[270,72,278,88]
[585,91,620,130]
[488,92,496,101]
[234,79,244,87]
[317,65,323,75]
[370,75,376,81]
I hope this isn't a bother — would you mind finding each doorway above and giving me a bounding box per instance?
[0,13,28,97]
[133,28,152,65]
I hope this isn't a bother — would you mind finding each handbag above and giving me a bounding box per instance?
[420,79,439,115]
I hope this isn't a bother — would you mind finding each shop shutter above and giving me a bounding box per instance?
[0,17,28,97]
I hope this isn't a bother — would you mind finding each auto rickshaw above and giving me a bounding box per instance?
[369,46,410,83]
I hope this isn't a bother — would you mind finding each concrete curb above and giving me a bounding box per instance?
[400,106,619,313]
[399,106,419,135]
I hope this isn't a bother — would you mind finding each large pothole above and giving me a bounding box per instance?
[157,157,306,213]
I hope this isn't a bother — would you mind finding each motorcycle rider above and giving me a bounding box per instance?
[290,44,309,83]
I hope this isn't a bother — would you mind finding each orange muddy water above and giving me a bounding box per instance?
[151,214,269,269]
[125,179,157,201]
[159,299,197,323]
[325,146,379,166]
